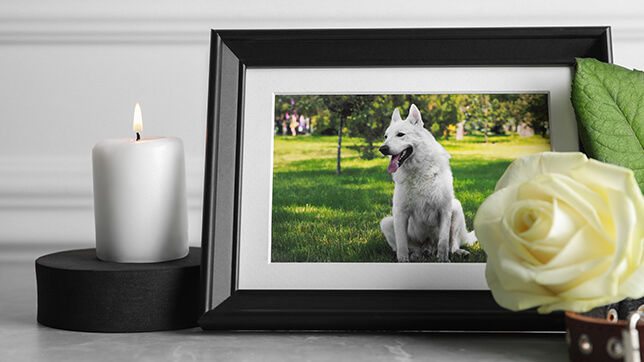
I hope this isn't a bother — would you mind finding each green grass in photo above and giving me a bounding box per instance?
[271,134,550,263]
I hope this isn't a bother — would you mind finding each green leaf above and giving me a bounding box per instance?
[571,58,644,192]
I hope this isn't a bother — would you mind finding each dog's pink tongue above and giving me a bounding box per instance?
[387,154,400,173]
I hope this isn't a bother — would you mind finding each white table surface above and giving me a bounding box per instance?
[0,245,569,362]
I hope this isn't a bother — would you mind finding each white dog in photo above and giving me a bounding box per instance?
[379,104,476,262]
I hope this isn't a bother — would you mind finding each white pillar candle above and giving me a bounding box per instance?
[92,103,188,263]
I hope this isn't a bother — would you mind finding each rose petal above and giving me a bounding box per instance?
[618,261,644,300]
[474,184,522,253]
[540,227,616,299]
[558,264,620,300]
[475,184,520,224]
[545,224,613,269]
[510,203,552,241]
[495,152,588,191]
[500,200,554,265]
[538,199,582,249]
[493,245,564,299]
[486,257,560,311]
[604,188,639,268]
[494,244,538,288]
[520,174,613,242]
[536,257,611,291]
[572,159,643,202]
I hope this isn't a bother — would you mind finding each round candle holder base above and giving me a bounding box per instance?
[35,247,200,333]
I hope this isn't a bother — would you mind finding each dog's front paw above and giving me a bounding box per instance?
[437,250,450,262]
[453,249,470,258]
[397,254,410,262]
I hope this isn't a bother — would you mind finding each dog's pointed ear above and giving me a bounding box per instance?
[391,108,402,123]
[407,104,424,126]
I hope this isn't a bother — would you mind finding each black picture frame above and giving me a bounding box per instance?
[199,27,613,331]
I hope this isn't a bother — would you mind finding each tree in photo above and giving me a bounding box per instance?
[321,95,375,175]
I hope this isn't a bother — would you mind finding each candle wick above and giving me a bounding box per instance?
[136,132,141,141]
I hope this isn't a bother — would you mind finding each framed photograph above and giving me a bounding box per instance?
[199,27,612,331]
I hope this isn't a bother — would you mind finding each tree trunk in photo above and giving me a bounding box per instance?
[483,95,489,144]
[337,113,344,175]
[456,121,464,141]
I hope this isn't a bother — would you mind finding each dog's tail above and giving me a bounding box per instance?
[452,199,478,247]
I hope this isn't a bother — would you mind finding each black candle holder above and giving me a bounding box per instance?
[35,247,200,332]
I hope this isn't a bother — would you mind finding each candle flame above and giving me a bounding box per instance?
[133,103,143,134]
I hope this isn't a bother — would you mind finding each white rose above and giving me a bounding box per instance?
[474,152,644,313]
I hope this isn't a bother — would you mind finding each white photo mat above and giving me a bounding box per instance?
[238,66,576,290]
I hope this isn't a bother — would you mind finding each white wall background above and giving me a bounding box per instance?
[1,0,644,250]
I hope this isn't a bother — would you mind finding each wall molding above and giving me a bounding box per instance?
[4,23,644,45]
[0,156,204,245]
[0,156,203,210]
[0,17,211,45]
[1,4,644,45]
